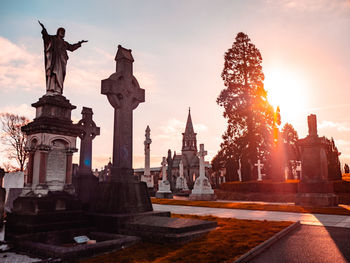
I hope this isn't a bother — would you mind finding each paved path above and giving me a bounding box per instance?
[153,204,350,228]
[249,225,350,263]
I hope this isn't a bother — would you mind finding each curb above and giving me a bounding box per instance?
[233,221,301,263]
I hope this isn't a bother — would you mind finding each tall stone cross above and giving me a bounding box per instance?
[198,144,207,178]
[77,107,100,172]
[161,157,168,182]
[101,45,145,180]
[254,160,264,181]
[144,125,152,176]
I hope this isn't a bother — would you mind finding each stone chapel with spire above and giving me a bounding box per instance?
[167,108,210,190]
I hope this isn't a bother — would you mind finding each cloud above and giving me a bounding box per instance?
[0,104,35,119]
[281,0,350,12]
[0,37,43,92]
[318,120,350,132]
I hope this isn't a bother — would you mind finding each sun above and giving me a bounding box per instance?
[264,67,309,124]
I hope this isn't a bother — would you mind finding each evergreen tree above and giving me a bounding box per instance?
[216,32,274,180]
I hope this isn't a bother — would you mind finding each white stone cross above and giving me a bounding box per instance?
[161,157,167,181]
[255,160,264,181]
[198,144,207,179]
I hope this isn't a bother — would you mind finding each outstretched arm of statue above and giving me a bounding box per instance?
[67,40,88,52]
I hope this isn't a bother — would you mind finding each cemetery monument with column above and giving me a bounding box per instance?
[141,125,154,189]
[189,144,216,200]
[295,114,338,206]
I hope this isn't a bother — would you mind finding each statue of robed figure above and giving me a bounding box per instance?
[38,21,88,95]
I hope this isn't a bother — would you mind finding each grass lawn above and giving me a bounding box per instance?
[151,198,350,216]
[79,214,292,263]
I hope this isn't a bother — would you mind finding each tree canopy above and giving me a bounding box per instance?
[214,32,274,179]
[0,113,29,171]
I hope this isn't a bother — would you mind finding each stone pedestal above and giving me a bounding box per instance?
[189,144,216,201]
[296,114,338,207]
[6,95,84,240]
[21,94,81,196]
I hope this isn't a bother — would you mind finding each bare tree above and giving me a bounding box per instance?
[0,113,30,171]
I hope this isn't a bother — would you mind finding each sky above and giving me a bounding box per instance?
[1,0,350,170]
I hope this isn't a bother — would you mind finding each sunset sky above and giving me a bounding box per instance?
[1,0,350,170]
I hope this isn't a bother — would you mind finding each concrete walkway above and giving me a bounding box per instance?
[152,204,350,228]
[249,225,350,263]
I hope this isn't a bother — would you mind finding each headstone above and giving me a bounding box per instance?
[175,160,189,191]
[155,157,173,199]
[254,160,264,181]
[189,144,216,200]
[141,126,154,188]
[92,45,153,213]
[295,114,338,206]
[3,171,24,212]
[74,107,100,209]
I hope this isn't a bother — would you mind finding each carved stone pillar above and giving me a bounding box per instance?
[26,150,35,185]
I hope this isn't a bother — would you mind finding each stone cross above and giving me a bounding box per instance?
[198,144,207,179]
[179,160,184,178]
[77,107,100,172]
[101,45,145,180]
[144,125,152,176]
[161,157,167,182]
[254,160,264,181]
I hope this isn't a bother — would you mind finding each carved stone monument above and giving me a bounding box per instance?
[155,157,173,199]
[189,144,216,201]
[92,45,152,213]
[141,126,154,188]
[295,114,338,206]
[176,160,189,191]
[74,107,100,209]
[6,23,85,240]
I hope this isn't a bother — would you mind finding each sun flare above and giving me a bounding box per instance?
[264,67,308,124]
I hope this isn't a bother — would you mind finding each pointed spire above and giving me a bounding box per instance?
[184,107,195,134]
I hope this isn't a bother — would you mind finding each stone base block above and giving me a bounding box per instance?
[12,191,82,215]
[88,210,170,233]
[189,193,217,201]
[295,193,338,207]
[155,192,173,199]
[14,228,140,261]
[122,215,217,243]
[91,181,152,214]
[73,171,98,210]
